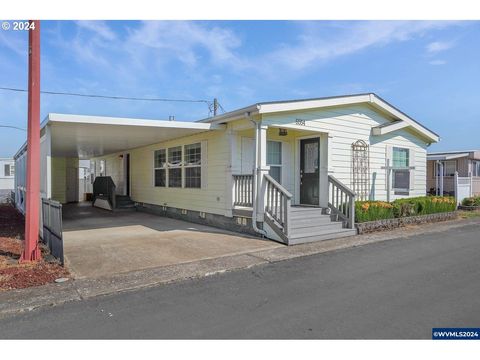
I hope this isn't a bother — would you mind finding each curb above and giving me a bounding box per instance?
[1,216,479,319]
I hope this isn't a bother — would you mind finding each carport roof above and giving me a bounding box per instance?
[16,113,224,159]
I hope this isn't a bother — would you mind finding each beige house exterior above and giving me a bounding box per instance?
[427,150,480,196]
[14,93,439,245]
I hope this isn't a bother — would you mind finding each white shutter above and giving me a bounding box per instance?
[241,137,255,174]
[282,141,292,193]
[201,140,208,189]
[409,148,416,191]
[327,135,334,173]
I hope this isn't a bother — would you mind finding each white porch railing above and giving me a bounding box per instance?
[233,174,253,207]
[328,175,356,229]
[264,174,292,236]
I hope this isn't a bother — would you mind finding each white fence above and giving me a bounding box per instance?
[431,172,476,205]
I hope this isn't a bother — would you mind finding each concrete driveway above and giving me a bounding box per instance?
[62,203,281,279]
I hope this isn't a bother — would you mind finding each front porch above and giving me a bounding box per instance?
[227,123,356,244]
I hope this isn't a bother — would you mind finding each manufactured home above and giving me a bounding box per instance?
[427,150,480,199]
[14,93,439,244]
[0,158,15,202]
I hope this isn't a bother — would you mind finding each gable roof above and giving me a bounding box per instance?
[199,93,439,143]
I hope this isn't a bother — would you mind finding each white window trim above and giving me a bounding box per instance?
[184,142,202,189]
[167,146,183,188]
[471,160,480,177]
[153,141,206,190]
[267,140,282,184]
[391,146,413,193]
[153,148,167,187]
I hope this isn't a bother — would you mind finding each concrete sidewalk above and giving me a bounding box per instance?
[1,216,479,319]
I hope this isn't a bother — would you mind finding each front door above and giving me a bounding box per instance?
[300,138,320,205]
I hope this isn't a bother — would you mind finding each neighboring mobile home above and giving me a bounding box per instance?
[427,150,480,198]
[14,93,439,244]
[0,158,15,202]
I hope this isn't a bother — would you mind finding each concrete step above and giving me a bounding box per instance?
[117,203,135,208]
[289,222,345,236]
[288,229,357,245]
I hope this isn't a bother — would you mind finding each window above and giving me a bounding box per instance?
[392,147,410,192]
[4,164,14,177]
[168,146,182,188]
[473,161,480,177]
[392,147,409,168]
[99,160,106,176]
[154,143,204,189]
[154,149,167,187]
[90,161,96,183]
[436,160,456,177]
[184,143,201,188]
[267,141,282,183]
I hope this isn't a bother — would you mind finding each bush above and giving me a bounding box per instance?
[462,196,480,207]
[355,196,456,223]
[355,201,395,223]
[393,196,456,216]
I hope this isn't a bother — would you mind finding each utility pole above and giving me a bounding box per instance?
[213,98,218,116]
[20,20,41,262]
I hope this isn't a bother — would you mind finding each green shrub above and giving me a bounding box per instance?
[355,201,395,223]
[355,196,456,222]
[462,196,480,207]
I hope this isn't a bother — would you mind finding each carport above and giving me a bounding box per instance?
[62,203,281,279]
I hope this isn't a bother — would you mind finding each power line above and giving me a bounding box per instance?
[0,86,210,105]
[0,125,26,131]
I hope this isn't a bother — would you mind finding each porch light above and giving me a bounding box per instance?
[279,128,288,136]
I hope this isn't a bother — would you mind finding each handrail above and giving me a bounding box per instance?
[232,174,253,207]
[264,174,293,198]
[264,174,292,236]
[328,175,356,228]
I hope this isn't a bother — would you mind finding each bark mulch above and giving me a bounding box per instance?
[0,204,69,291]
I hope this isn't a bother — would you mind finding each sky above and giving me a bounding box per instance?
[0,20,479,157]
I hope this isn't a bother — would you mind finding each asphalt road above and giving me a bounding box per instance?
[1,223,480,339]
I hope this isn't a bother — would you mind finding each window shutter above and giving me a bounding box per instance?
[327,135,334,173]
[201,140,208,189]
[385,145,393,191]
[282,141,291,191]
[409,148,416,191]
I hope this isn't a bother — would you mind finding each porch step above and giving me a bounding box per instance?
[288,229,358,245]
[289,216,332,228]
[115,195,135,210]
[286,205,356,245]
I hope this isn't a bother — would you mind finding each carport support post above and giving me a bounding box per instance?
[20,20,41,262]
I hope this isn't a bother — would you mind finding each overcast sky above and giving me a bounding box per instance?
[1,20,479,157]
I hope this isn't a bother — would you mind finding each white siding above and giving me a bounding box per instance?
[262,104,430,201]
[0,159,15,190]
[92,129,230,216]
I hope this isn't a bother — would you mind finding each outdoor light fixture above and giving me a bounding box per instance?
[279,128,288,136]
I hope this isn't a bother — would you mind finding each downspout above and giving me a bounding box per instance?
[247,112,267,237]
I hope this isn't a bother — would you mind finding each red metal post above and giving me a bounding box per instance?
[20,20,41,262]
